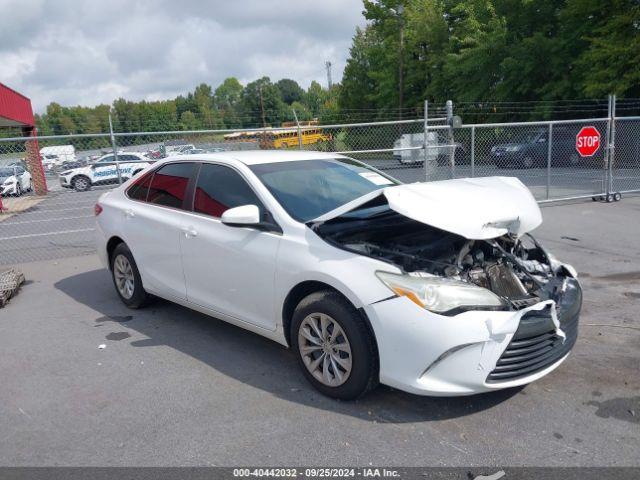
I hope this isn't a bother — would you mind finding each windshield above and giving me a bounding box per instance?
[0,168,15,177]
[249,158,399,222]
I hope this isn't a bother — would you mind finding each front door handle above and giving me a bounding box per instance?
[180,226,198,238]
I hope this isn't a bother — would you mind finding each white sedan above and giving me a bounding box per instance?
[0,165,32,196]
[95,151,581,399]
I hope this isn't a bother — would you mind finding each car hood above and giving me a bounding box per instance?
[0,175,14,183]
[311,176,542,240]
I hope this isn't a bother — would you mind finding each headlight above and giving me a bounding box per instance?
[2,178,15,185]
[60,170,73,176]
[376,271,505,314]
[505,145,523,152]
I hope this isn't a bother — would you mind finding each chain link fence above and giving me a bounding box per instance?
[1,102,639,267]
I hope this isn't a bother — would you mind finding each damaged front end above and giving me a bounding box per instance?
[313,203,577,314]
[310,178,582,392]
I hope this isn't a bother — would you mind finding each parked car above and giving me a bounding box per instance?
[95,151,581,399]
[0,165,32,196]
[490,128,598,169]
[59,152,151,192]
[40,145,76,169]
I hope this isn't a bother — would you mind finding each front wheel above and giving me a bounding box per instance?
[72,176,91,192]
[291,291,378,400]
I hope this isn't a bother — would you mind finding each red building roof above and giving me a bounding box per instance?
[0,82,35,127]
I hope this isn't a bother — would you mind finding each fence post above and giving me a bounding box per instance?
[109,113,122,185]
[446,100,455,178]
[546,123,553,200]
[604,95,613,198]
[292,107,303,150]
[470,126,475,178]
[609,94,616,195]
[423,100,432,181]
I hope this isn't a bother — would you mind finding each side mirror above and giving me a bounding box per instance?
[221,204,261,226]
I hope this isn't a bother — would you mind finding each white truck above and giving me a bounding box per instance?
[40,145,76,171]
[58,152,151,192]
[393,132,445,164]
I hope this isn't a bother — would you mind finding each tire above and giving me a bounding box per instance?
[291,290,378,400]
[614,192,622,202]
[110,243,151,309]
[606,194,615,203]
[72,175,91,192]
[523,156,534,169]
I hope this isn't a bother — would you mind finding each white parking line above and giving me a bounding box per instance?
[0,215,94,226]
[0,228,95,241]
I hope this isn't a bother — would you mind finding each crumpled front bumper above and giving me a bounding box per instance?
[363,277,581,396]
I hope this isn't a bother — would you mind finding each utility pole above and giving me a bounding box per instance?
[325,61,333,89]
[258,85,267,128]
[397,3,404,123]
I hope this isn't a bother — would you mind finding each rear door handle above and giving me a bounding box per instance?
[124,209,135,218]
[180,226,198,238]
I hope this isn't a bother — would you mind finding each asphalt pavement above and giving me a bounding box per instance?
[0,195,638,466]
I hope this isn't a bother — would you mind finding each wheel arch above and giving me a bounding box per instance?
[106,236,126,269]
[281,280,378,356]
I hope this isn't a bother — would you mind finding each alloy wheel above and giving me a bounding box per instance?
[75,177,89,191]
[113,254,135,299]
[298,313,352,387]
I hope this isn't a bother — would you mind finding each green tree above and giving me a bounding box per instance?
[240,77,287,127]
[276,79,305,104]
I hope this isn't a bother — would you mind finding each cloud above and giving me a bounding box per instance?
[0,0,365,112]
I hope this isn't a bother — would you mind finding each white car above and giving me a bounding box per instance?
[0,165,32,196]
[95,151,581,399]
[59,152,151,192]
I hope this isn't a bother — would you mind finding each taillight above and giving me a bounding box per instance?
[94,203,103,216]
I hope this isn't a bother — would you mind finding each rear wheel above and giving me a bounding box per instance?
[110,243,150,309]
[291,291,378,400]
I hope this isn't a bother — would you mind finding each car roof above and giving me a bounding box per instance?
[162,150,346,166]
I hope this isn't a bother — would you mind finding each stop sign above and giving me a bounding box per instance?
[576,126,601,157]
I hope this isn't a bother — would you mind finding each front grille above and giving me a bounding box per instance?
[487,279,581,383]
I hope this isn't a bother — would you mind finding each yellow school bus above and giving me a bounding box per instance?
[223,120,332,149]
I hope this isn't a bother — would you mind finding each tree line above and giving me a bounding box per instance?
[35,78,341,137]
[340,0,640,122]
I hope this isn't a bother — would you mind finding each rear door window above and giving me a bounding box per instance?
[147,162,195,209]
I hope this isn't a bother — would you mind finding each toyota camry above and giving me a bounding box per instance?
[95,151,581,399]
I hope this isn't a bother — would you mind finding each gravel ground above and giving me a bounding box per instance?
[0,196,638,466]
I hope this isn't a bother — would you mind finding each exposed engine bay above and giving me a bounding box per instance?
[312,206,572,310]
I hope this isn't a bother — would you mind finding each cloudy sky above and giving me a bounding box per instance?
[0,0,366,112]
